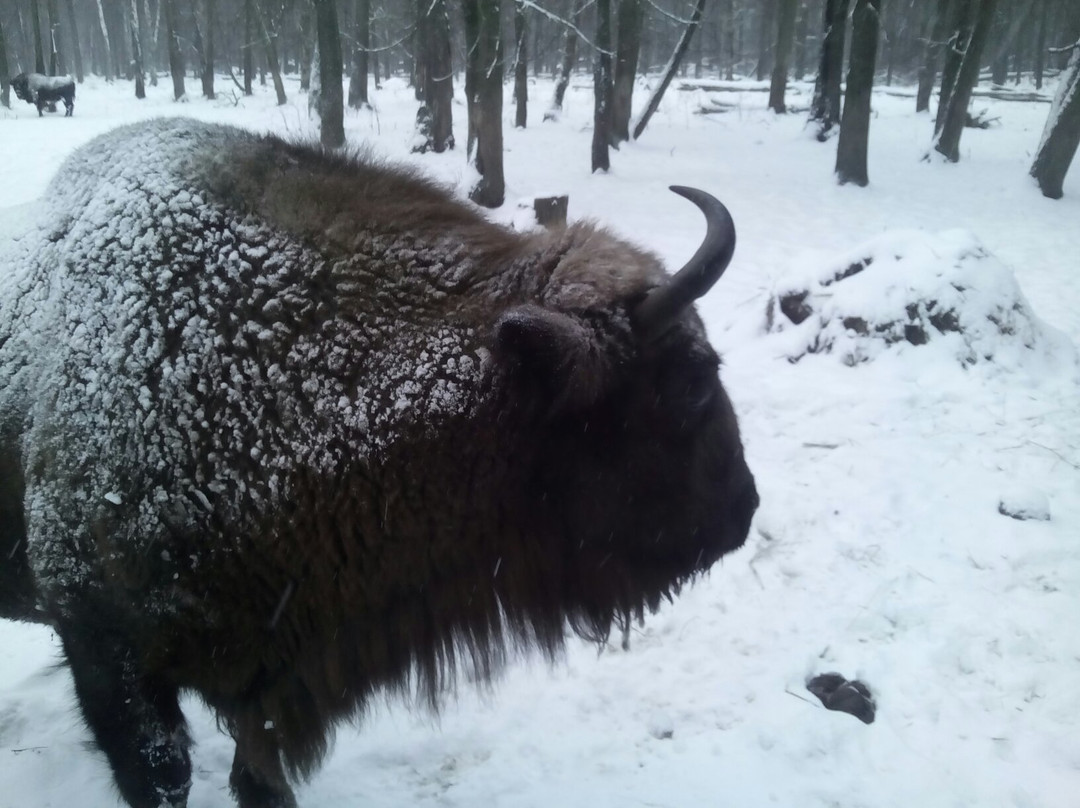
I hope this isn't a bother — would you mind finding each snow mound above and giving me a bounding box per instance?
[763,229,1076,375]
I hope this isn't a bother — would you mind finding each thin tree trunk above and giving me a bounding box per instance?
[757,0,776,80]
[243,0,254,94]
[0,15,9,108]
[417,0,453,150]
[146,0,159,87]
[33,0,47,74]
[63,0,83,81]
[314,0,344,147]
[202,0,216,99]
[162,0,185,99]
[916,0,953,112]
[935,0,974,135]
[592,0,613,171]
[769,0,799,112]
[514,0,528,128]
[835,0,881,186]
[1034,0,1049,90]
[95,0,114,80]
[466,0,505,207]
[299,2,313,92]
[256,0,287,104]
[612,0,643,141]
[632,0,707,140]
[348,0,369,107]
[810,0,850,138]
[46,0,64,75]
[1030,44,1080,198]
[550,0,581,115]
[130,0,145,97]
[935,0,998,162]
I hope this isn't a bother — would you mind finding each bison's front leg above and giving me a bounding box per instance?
[58,620,192,808]
[226,716,298,808]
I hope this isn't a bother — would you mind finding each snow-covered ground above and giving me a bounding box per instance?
[1,72,1078,807]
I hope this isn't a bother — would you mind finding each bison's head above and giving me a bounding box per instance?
[492,188,758,641]
[10,74,31,103]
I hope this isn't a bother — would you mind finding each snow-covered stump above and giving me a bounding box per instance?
[763,230,1076,375]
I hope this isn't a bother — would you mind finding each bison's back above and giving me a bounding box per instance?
[1,120,500,619]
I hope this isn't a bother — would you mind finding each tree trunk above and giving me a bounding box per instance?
[466,0,505,208]
[314,0,345,148]
[757,0,776,80]
[415,0,453,150]
[769,0,799,112]
[256,0,287,104]
[550,0,581,115]
[63,0,84,81]
[935,0,998,162]
[632,0,706,140]
[1034,0,1049,90]
[299,2,314,92]
[592,0,613,171]
[916,0,953,113]
[0,15,9,108]
[348,0,369,107]
[810,0,850,138]
[612,0,643,141]
[514,0,528,128]
[202,0,216,99]
[243,0,255,94]
[33,0,47,74]
[163,0,185,99]
[835,0,880,186]
[96,0,114,81]
[46,0,65,75]
[935,0,974,135]
[130,0,145,98]
[145,0,159,87]
[1030,45,1080,198]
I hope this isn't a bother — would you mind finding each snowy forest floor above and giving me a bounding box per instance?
[0,73,1078,808]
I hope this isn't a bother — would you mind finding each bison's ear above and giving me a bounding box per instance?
[493,305,607,414]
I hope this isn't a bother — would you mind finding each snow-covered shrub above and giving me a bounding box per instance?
[764,229,1076,374]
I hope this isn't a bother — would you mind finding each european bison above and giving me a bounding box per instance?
[0,118,758,807]
[10,72,75,117]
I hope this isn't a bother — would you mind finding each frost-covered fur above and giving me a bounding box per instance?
[10,73,75,116]
[0,119,757,808]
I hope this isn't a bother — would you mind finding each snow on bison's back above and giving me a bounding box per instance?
[0,118,758,808]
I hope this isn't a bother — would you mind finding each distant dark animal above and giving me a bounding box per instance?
[10,72,75,116]
[0,118,758,808]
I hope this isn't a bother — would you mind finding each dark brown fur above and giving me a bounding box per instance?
[0,119,757,808]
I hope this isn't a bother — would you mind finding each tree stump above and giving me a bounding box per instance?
[534,195,568,228]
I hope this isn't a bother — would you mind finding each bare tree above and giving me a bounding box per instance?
[129,0,145,98]
[256,0,287,104]
[593,0,613,171]
[549,0,582,117]
[835,0,881,186]
[96,0,114,81]
[769,0,799,113]
[348,0,369,108]
[632,0,707,141]
[464,0,505,207]
[163,0,185,100]
[810,0,850,139]
[0,14,9,108]
[32,0,47,74]
[314,0,344,147]
[917,0,953,113]
[63,0,83,82]
[514,0,528,128]
[1031,43,1080,198]
[612,0,643,142]
[935,0,998,162]
[935,0,974,135]
[46,0,65,75]
[201,0,217,99]
[243,0,255,95]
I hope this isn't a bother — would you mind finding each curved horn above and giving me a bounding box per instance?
[632,186,736,341]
